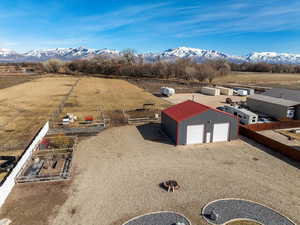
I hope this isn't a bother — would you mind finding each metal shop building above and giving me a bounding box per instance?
[247,94,300,120]
[161,100,239,145]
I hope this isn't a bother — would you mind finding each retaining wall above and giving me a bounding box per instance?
[0,121,49,207]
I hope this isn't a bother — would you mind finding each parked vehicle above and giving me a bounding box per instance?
[235,89,248,96]
[224,105,258,124]
[257,118,272,123]
[216,106,225,111]
[160,87,175,97]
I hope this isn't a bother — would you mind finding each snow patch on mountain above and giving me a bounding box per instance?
[0,46,300,64]
[0,48,19,57]
[246,52,300,64]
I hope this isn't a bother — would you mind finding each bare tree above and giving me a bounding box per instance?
[121,48,136,65]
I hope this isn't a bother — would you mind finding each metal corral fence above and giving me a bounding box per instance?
[127,117,160,125]
[48,124,106,136]
[239,124,300,162]
[49,78,80,127]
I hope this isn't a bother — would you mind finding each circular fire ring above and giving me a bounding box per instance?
[161,180,180,192]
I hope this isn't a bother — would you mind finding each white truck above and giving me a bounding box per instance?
[234,89,248,96]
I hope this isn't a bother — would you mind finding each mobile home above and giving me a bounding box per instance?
[224,105,258,124]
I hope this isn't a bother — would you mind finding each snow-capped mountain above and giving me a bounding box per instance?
[153,47,244,63]
[0,48,18,57]
[22,47,119,61]
[246,52,300,64]
[0,46,299,64]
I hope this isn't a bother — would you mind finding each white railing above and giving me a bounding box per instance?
[0,121,49,207]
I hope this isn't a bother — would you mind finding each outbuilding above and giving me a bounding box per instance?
[247,94,300,120]
[161,100,239,145]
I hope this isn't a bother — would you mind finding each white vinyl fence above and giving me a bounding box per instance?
[0,121,49,207]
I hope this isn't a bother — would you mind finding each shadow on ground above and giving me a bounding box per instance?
[136,123,174,145]
[240,136,300,170]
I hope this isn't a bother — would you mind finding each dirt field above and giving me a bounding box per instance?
[259,130,300,151]
[61,77,170,122]
[0,76,78,150]
[162,93,246,108]
[0,182,70,225]
[2,126,299,225]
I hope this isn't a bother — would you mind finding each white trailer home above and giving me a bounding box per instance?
[224,105,258,125]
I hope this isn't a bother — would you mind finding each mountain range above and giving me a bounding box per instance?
[1,46,300,64]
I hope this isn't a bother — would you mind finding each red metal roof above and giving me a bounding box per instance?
[162,100,237,122]
[162,100,211,122]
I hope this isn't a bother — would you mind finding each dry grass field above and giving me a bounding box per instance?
[0,76,170,149]
[0,76,78,150]
[214,72,300,86]
[1,126,299,225]
[0,75,38,90]
[61,77,170,122]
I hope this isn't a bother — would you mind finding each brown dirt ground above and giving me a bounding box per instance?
[162,93,246,108]
[259,130,300,151]
[0,182,70,225]
[2,125,293,225]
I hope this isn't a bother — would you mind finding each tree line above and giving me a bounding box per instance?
[1,49,300,82]
[38,56,231,82]
[229,62,300,73]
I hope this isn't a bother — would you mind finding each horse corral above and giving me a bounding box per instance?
[17,135,76,183]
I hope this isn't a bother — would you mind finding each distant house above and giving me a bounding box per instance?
[161,100,239,145]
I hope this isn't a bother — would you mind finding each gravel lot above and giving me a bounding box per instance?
[162,93,246,108]
[202,199,295,225]
[1,125,299,225]
[48,125,300,225]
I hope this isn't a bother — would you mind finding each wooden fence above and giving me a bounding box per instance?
[239,125,300,162]
[244,120,300,131]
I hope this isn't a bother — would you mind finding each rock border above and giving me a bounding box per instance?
[201,198,296,225]
[122,211,192,225]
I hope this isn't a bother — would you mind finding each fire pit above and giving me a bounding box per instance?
[161,180,180,192]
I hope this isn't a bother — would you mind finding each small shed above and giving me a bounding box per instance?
[161,100,239,145]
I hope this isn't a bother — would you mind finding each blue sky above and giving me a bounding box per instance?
[0,0,300,55]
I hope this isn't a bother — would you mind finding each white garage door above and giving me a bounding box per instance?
[186,124,204,145]
[213,123,229,142]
